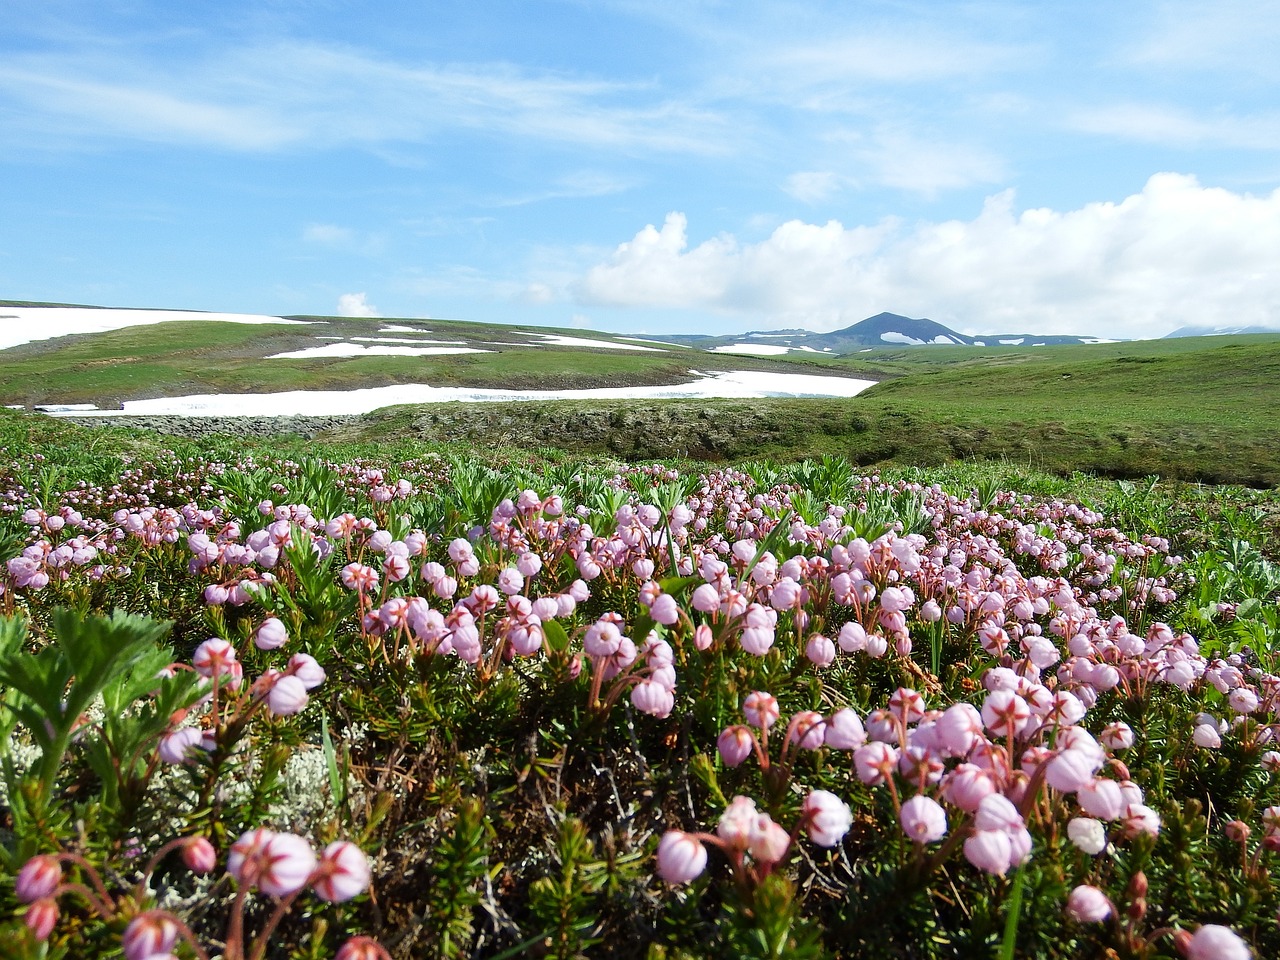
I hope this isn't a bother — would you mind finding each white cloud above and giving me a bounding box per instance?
[574,175,1280,340]
[0,41,733,155]
[303,223,355,245]
[336,292,380,317]
[838,127,1008,196]
[783,171,845,203]
[1125,0,1280,80]
[1070,103,1280,150]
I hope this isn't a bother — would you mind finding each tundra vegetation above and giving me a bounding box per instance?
[0,406,1277,959]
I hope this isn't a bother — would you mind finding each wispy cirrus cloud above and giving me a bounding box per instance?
[0,40,734,155]
[1123,0,1280,79]
[1069,102,1280,151]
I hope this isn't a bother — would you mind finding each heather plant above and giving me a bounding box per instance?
[0,429,1277,958]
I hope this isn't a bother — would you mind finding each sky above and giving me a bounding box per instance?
[3,0,1279,341]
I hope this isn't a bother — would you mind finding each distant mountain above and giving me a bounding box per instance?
[657,312,1111,355]
[1164,324,1280,338]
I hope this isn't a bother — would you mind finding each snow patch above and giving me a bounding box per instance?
[514,332,666,351]
[51,371,878,417]
[0,307,310,352]
[268,343,491,359]
[711,343,791,356]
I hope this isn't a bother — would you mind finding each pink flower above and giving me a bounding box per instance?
[340,562,380,592]
[717,726,755,767]
[718,795,759,848]
[1077,779,1126,820]
[1183,924,1252,960]
[837,621,867,652]
[1067,817,1107,855]
[1065,885,1112,923]
[981,689,1031,736]
[803,789,853,847]
[255,617,288,650]
[941,764,995,813]
[631,680,675,718]
[259,832,317,896]
[1192,723,1222,749]
[182,836,218,874]
[743,691,780,729]
[824,708,867,750]
[748,814,791,864]
[192,638,238,679]
[24,898,58,941]
[656,831,707,884]
[691,584,721,612]
[900,794,947,844]
[1045,748,1104,793]
[266,674,309,716]
[974,794,1024,834]
[158,727,207,765]
[122,911,178,960]
[1120,803,1161,838]
[964,829,1014,875]
[1100,721,1134,751]
[312,841,371,902]
[286,653,326,689]
[934,703,984,757]
[805,633,836,667]
[15,855,61,903]
[854,741,899,786]
[335,936,393,960]
[739,624,775,655]
[649,593,680,626]
[789,711,827,750]
[229,829,317,896]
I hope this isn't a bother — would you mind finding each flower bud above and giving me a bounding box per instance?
[15,855,61,903]
[25,898,59,941]
[1225,820,1251,843]
[255,617,288,650]
[1065,885,1112,923]
[182,836,218,874]
[122,911,178,960]
[312,841,371,902]
[656,831,707,884]
[335,936,393,960]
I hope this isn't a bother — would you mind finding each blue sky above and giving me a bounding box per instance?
[3,0,1279,340]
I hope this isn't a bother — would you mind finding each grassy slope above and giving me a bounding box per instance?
[322,335,1280,486]
[0,318,831,405]
[2,314,1276,486]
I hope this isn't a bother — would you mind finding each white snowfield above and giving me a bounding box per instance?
[269,343,491,359]
[52,370,877,418]
[711,343,793,356]
[515,331,667,352]
[0,306,309,351]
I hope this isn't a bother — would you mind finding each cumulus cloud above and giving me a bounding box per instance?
[336,292,380,317]
[574,174,1280,340]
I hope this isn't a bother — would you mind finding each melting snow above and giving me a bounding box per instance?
[514,332,666,351]
[0,306,311,352]
[351,336,470,345]
[51,371,878,418]
[269,343,491,359]
[711,344,792,356]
